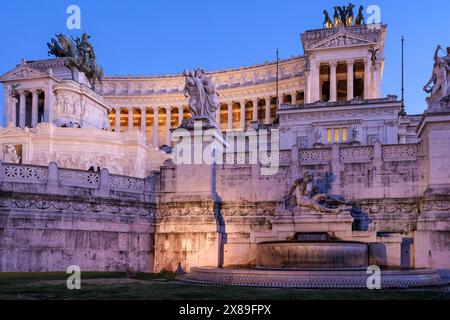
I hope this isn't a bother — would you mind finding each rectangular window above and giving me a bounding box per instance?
[334,128,340,143]
[342,128,348,142]
[327,129,332,143]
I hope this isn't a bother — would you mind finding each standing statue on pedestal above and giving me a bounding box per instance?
[183,68,219,128]
[423,44,450,109]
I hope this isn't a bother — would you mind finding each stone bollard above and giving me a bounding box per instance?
[97,168,110,197]
[46,162,59,194]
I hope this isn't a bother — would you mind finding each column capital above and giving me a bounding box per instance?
[329,61,338,68]
[140,107,147,112]
[346,59,355,66]
[152,106,159,113]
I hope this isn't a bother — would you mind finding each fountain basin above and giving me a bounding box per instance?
[256,241,369,270]
[178,267,444,289]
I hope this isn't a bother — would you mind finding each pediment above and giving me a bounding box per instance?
[0,64,49,82]
[0,125,31,137]
[309,30,374,50]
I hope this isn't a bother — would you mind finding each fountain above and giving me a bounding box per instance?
[179,235,443,289]
[256,240,369,270]
[177,174,444,289]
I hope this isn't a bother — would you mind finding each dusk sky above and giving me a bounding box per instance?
[1,0,449,120]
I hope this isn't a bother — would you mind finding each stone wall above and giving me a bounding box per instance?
[212,142,425,203]
[0,162,156,272]
[155,141,450,271]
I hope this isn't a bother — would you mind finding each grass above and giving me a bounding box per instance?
[0,272,448,300]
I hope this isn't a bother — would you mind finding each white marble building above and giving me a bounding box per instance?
[1,20,450,273]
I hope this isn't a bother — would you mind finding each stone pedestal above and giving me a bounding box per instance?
[417,111,450,193]
[154,120,227,272]
[415,195,450,269]
[154,200,221,272]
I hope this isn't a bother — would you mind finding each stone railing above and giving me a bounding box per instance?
[222,150,291,166]
[299,148,332,165]
[299,143,419,166]
[340,146,374,163]
[2,164,48,183]
[382,144,418,162]
[217,143,418,168]
[109,174,145,193]
[0,162,154,202]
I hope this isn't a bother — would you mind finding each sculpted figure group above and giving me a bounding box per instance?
[183,68,220,127]
[423,45,450,108]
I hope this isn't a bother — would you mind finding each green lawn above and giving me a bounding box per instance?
[0,272,448,300]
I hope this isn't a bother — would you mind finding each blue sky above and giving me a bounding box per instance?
[0,0,448,120]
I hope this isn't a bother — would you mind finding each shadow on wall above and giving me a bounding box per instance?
[313,173,373,231]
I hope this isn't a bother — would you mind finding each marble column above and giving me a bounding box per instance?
[216,106,221,126]
[11,95,17,127]
[305,71,311,104]
[291,92,297,104]
[374,61,382,98]
[347,60,354,101]
[310,61,320,103]
[128,107,134,131]
[115,107,121,131]
[19,91,26,128]
[227,102,233,130]
[252,99,258,122]
[140,107,147,137]
[31,90,39,127]
[3,86,10,126]
[364,58,372,100]
[165,107,172,145]
[44,84,54,123]
[330,61,337,102]
[265,97,271,125]
[178,106,184,126]
[153,107,159,147]
[240,101,246,129]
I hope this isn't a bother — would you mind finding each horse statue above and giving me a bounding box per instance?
[346,3,355,26]
[333,7,342,27]
[323,10,334,29]
[339,6,348,26]
[355,5,364,25]
[47,33,103,90]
